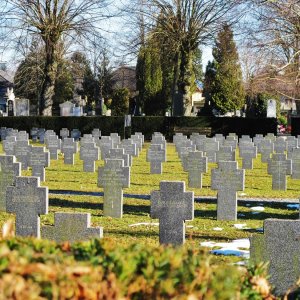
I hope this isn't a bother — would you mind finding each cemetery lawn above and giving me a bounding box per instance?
[0,142,299,265]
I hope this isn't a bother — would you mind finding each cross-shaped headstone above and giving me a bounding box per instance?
[179,146,196,171]
[260,139,274,163]
[107,148,130,167]
[118,140,137,164]
[17,131,29,141]
[92,128,101,140]
[291,148,300,179]
[185,151,208,188]
[30,127,39,142]
[97,136,113,160]
[6,176,48,237]
[60,128,69,140]
[80,142,100,172]
[3,136,16,155]
[151,135,167,151]
[250,219,300,296]
[14,140,32,170]
[147,144,166,174]
[223,136,237,150]
[253,134,264,150]
[214,134,225,146]
[61,138,78,165]
[211,161,245,221]
[150,181,194,245]
[98,159,130,218]
[239,143,257,169]
[266,133,276,142]
[0,127,7,141]
[191,135,206,152]
[71,129,81,141]
[28,146,50,182]
[267,153,292,190]
[37,128,46,144]
[42,212,103,243]
[274,137,287,153]
[204,138,219,163]
[110,133,121,148]
[46,135,62,160]
[0,155,21,211]
[216,146,235,163]
[286,136,298,159]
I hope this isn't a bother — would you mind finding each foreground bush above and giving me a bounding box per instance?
[0,237,275,299]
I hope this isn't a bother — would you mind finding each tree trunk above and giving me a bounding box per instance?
[171,52,180,116]
[177,48,193,116]
[39,42,57,116]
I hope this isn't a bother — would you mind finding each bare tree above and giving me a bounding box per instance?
[142,0,242,115]
[1,0,113,115]
[243,1,300,109]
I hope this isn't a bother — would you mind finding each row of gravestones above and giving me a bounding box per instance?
[1,167,297,296]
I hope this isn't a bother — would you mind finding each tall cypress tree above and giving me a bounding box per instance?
[211,24,245,114]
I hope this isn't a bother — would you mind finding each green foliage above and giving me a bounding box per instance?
[111,88,130,116]
[211,24,245,114]
[0,238,275,299]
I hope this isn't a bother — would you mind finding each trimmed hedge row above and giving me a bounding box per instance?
[0,237,276,299]
[0,116,277,140]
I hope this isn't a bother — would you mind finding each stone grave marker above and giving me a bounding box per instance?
[266,132,276,142]
[92,128,101,140]
[37,128,46,144]
[147,144,166,174]
[107,148,130,167]
[253,134,264,150]
[0,155,21,211]
[119,139,137,164]
[191,135,206,152]
[80,142,100,172]
[0,127,7,140]
[98,159,130,218]
[152,135,167,151]
[6,176,48,237]
[28,146,50,182]
[150,181,194,245]
[80,134,95,148]
[260,139,274,163]
[239,143,257,169]
[46,135,61,160]
[274,137,287,153]
[286,136,298,159]
[185,151,208,188]
[267,153,292,190]
[223,136,238,150]
[204,138,219,163]
[97,136,113,160]
[3,136,16,155]
[17,131,29,141]
[30,127,39,142]
[291,148,300,179]
[7,129,18,138]
[14,140,32,170]
[42,212,103,243]
[134,132,144,143]
[211,161,245,221]
[130,135,143,152]
[179,146,196,171]
[173,133,186,146]
[216,146,235,163]
[61,138,78,165]
[110,133,121,148]
[70,129,81,141]
[214,134,225,146]
[250,219,300,296]
[60,128,69,140]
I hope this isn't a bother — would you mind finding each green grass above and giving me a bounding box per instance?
[0,141,299,264]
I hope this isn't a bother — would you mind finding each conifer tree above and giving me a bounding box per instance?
[211,24,245,114]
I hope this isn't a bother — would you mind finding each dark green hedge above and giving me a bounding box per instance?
[291,116,300,136]
[0,116,277,140]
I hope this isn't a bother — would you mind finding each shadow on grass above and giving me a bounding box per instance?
[241,211,299,220]
[104,229,157,238]
[194,209,217,219]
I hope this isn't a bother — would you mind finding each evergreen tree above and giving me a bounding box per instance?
[211,24,245,114]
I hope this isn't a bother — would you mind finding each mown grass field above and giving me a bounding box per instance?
[0,141,299,264]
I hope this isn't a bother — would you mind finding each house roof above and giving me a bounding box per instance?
[0,70,13,85]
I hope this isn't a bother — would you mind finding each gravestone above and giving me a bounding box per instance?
[185,151,208,188]
[60,128,69,140]
[0,155,21,211]
[92,128,101,140]
[3,136,16,155]
[253,134,264,150]
[17,131,29,141]
[6,176,48,237]
[80,135,95,148]
[14,140,32,170]
[214,134,225,146]
[110,133,121,148]
[107,148,130,167]
[291,148,300,179]
[173,133,186,146]
[134,132,144,143]
[98,159,130,218]
[28,146,50,182]
[150,181,194,245]
[266,132,276,142]
[147,144,166,174]
[130,135,143,152]
[38,128,46,144]
[119,140,137,165]
[80,142,100,172]
[97,136,113,160]
[267,153,292,190]
[216,146,235,163]
[274,137,287,153]
[42,212,103,243]
[61,138,78,165]
[239,135,252,144]
[151,135,167,151]
[179,146,196,171]
[267,100,277,118]
[250,219,300,296]
[239,143,257,169]
[260,139,274,163]
[211,161,245,221]
[204,138,219,163]
[46,135,62,160]
[70,129,81,141]
[15,98,30,116]
[191,135,206,152]
[0,127,7,140]
[223,136,238,150]
[30,127,39,142]
[286,136,298,159]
